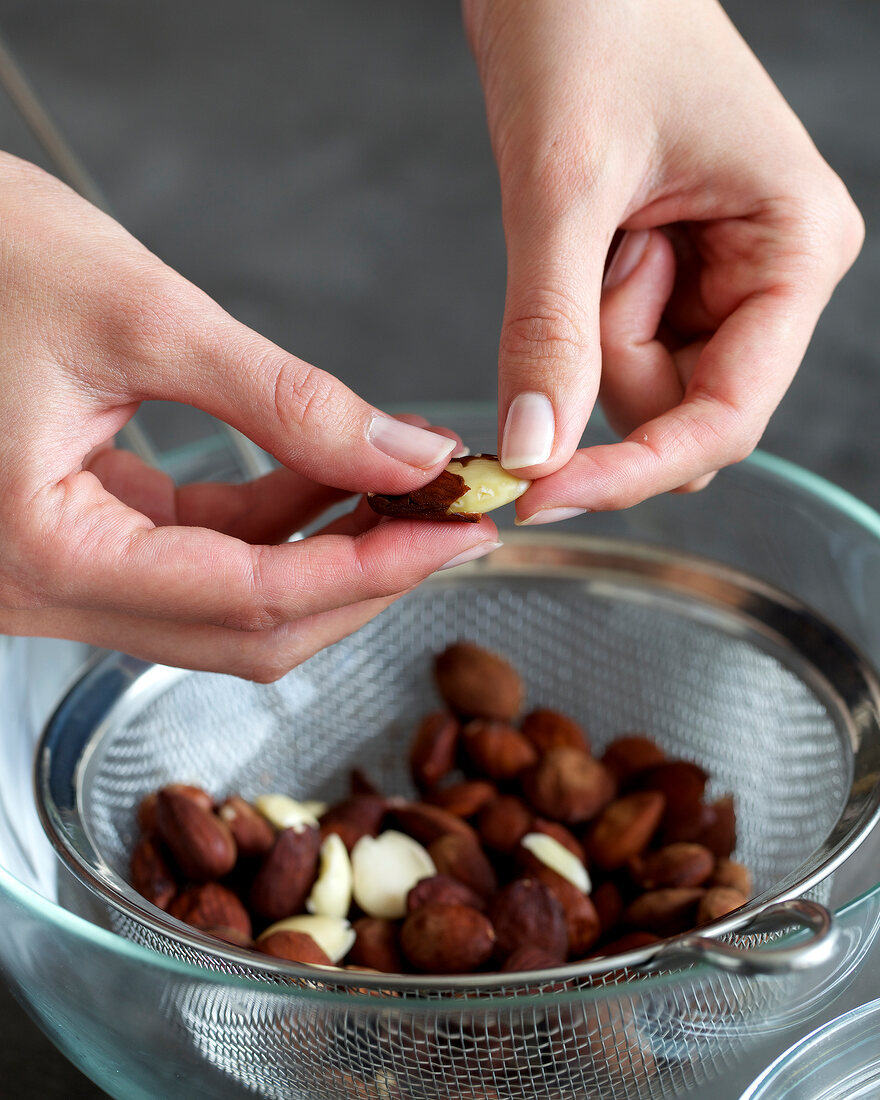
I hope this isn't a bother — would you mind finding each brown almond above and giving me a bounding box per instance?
[530,865,601,957]
[587,931,660,959]
[348,917,405,973]
[349,767,382,797]
[500,945,565,973]
[368,467,475,522]
[488,879,568,963]
[600,735,666,785]
[461,719,538,780]
[632,843,715,890]
[530,819,586,863]
[520,708,590,755]
[409,711,460,790]
[695,795,737,858]
[204,925,254,949]
[319,795,386,853]
[130,836,177,910]
[477,796,534,854]
[635,761,708,844]
[407,874,485,913]
[697,886,748,926]
[587,791,666,871]
[428,833,497,901]
[390,801,478,847]
[249,825,321,921]
[522,748,616,824]
[434,642,524,720]
[169,882,252,939]
[136,792,159,835]
[217,795,275,859]
[623,888,705,938]
[590,880,624,934]
[155,787,237,882]
[710,857,752,896]
[258,929,333,966]
[400,904,496,974]
[425,780,497,819]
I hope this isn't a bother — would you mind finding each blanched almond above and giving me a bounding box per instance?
[351,830,436,919]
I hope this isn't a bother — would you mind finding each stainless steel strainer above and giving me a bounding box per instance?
[36,533,880,1100]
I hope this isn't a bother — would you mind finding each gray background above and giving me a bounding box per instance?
[0,1,876,1095]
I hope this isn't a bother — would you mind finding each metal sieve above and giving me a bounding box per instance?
[36,533,880,1100]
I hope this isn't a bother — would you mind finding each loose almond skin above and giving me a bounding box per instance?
[250,825,321,921]
[586,791,666,871]
[155,787,237,882]
[521,709,590,755]
[409,711,460,790]
[368,455,530,523]
[434,642,524,721]
[400,903,496,973]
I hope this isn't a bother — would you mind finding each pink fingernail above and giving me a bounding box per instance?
[368,414,456,469]
[501,392,555,469]
[438,541,503,571]
[603,230,650,289]
[515,507,588,527]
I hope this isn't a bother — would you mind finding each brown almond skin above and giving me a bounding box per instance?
[600,735,666,786]
[217,796,275,860]
[249,825,321,921]
[488,879,568,963]
[623,888,705,938]
[429,833,498,901]
[697,886,748,926]
[130,836,177,910]
[522,748,617,825]
[695,795,737,858]
[155,787,237,882]
[586,791,667,872]
[409,711,460,790]
[406,874,485,913]
[530,865,601,957]
[319,795,386,853]
[500,945,565,973]
[635,761,708,844]
[204,925,254,949]
[478,796,534,854]
[632,843,715,890]
[531,819,587,863]
[588,931,661,959]
[349,768,382,797]
[710,857,752,896]
[368,468,477,523]
[590,880,625,935]
[136,792,159,835]
[425,780,498,819]
[521,709,590,755]
[434,642,524,721]
[348,917,405,973]
[390,801,479,846]
[169,882,252,939]
[401,904,496,974]
[258,929,333,966]
[461,719,538,781]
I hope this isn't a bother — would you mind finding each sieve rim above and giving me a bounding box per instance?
[35,533,880,994]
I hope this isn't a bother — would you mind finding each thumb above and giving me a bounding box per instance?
[497,209,612,478]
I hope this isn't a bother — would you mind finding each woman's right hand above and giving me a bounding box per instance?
[0,155,500,680]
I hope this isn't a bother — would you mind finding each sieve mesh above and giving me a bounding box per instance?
[39,536,880,1099]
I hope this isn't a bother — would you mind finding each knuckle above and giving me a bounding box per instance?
[500,293,586,369]
[270,356,337,432]
[221,546,286,633]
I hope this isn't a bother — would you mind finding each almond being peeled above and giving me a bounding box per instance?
[367,454,530,522]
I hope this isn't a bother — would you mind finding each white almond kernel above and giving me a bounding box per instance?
[258,914,355,963]
[306,833,353,918]
[350,830,436,919]
[446,457,530,516]
[521,832,592,894]
[253,793,320,832]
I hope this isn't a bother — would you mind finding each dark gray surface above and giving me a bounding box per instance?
[0,1,876,1096]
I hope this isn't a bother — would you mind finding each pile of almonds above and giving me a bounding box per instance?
[130,642,752,975]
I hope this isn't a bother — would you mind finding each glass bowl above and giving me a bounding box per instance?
[741,997,880,1099]
[2,404,880,1100]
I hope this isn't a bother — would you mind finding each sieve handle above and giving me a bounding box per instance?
[653,898,838,976]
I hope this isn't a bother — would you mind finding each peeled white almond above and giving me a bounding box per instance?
[350,830,436,919]
[521,832,591,894]
[300,800,329,819]
[253,793,320,832]
[446,457,530,516]
[306,833,353,918]
[257,914,355,963]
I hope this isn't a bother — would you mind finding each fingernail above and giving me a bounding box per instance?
[438,540,503,571]
[603,230,650,289]
[451,444,471,458]
[515,507,588,527]
[501,392,555,469]
[368,414,456,469]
